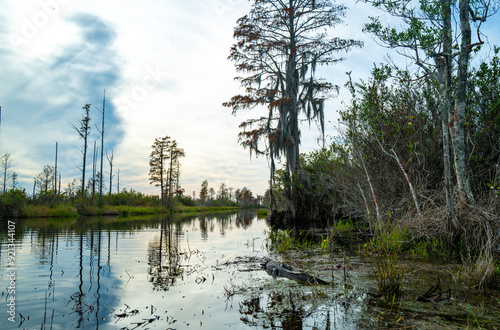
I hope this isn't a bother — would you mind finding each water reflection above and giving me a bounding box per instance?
[0,212,271,329]
[0,221,132,329]
[32,227,110,329]
[147,220,183,291]
[196,211,255,238]
[1,213,499,329]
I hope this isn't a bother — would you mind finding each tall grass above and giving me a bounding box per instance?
[267,229,314,252]
[369,224,408,302]
[24,204,78,218]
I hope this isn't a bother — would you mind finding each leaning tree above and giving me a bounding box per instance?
[224,0,362,214]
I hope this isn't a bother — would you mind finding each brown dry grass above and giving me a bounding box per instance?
[400,192,500,289]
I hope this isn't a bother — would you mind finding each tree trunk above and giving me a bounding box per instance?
[284,1,300,218]
[54,142,58,196]
[107,150,114,196]
[361,157,382,228]
[438,2,461,232]
[99,90,106,206]
[92,141,98,202]
[391,149,421,216]
[160,146,164,205]
[358,183,373,234]
[453,0,475,204]
[79,104,91,200]
[168,154,174,204]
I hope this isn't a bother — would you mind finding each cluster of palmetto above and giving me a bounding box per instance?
[224,0,362,219]
[148,136,185,206]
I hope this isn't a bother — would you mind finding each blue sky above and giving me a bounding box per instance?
[0,0,498,197]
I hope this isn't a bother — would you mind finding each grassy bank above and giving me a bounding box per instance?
[172,205,242,213]
[16,203,243,218]
[24,204,79,218]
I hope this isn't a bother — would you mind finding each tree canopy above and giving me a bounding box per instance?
[149,136,185,205]
[224,0,362,215]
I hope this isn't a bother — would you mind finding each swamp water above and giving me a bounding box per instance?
[0,211,499,329]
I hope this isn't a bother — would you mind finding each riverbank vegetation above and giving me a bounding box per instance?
[265,52,500,290]
[224,1,499,293]
[224,0,500,294]
[0,183,262,219]
[263,218,500,328]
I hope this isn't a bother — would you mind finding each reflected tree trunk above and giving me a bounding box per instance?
[77,231,84,328]
[96,228,102,329]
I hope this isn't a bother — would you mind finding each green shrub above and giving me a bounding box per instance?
[267,229,314,252]
[24,204,78,218]
[103,188,160,206]
[176,195,195,206]
[0,189,28,218]
[335,219,354,233]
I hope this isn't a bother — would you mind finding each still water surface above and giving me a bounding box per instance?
[4,212,495,329]
[0,212,276,329]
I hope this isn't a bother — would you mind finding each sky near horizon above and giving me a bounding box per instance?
[0,0,498,198]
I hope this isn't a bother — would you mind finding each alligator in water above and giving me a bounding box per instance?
[261,259,330,285]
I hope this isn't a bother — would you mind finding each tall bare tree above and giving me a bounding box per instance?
[71,104,92,199]
[54,142,58,196]
[91,141,98,201]
[106,149,114,196]
[98,90,106,206]
[1,153,12,193]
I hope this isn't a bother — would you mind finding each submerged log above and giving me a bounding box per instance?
[261,259,330,285]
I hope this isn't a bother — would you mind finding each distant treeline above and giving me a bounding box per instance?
[0,182,265,219]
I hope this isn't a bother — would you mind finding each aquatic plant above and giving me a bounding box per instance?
[371,224,407,302]
[267,229,315,252]
[268,229,295,252]
[407,237,452,261]
[467,303,482,328]
[256,209,269,219]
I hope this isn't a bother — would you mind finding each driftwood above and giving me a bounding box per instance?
[261,259,330,285]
